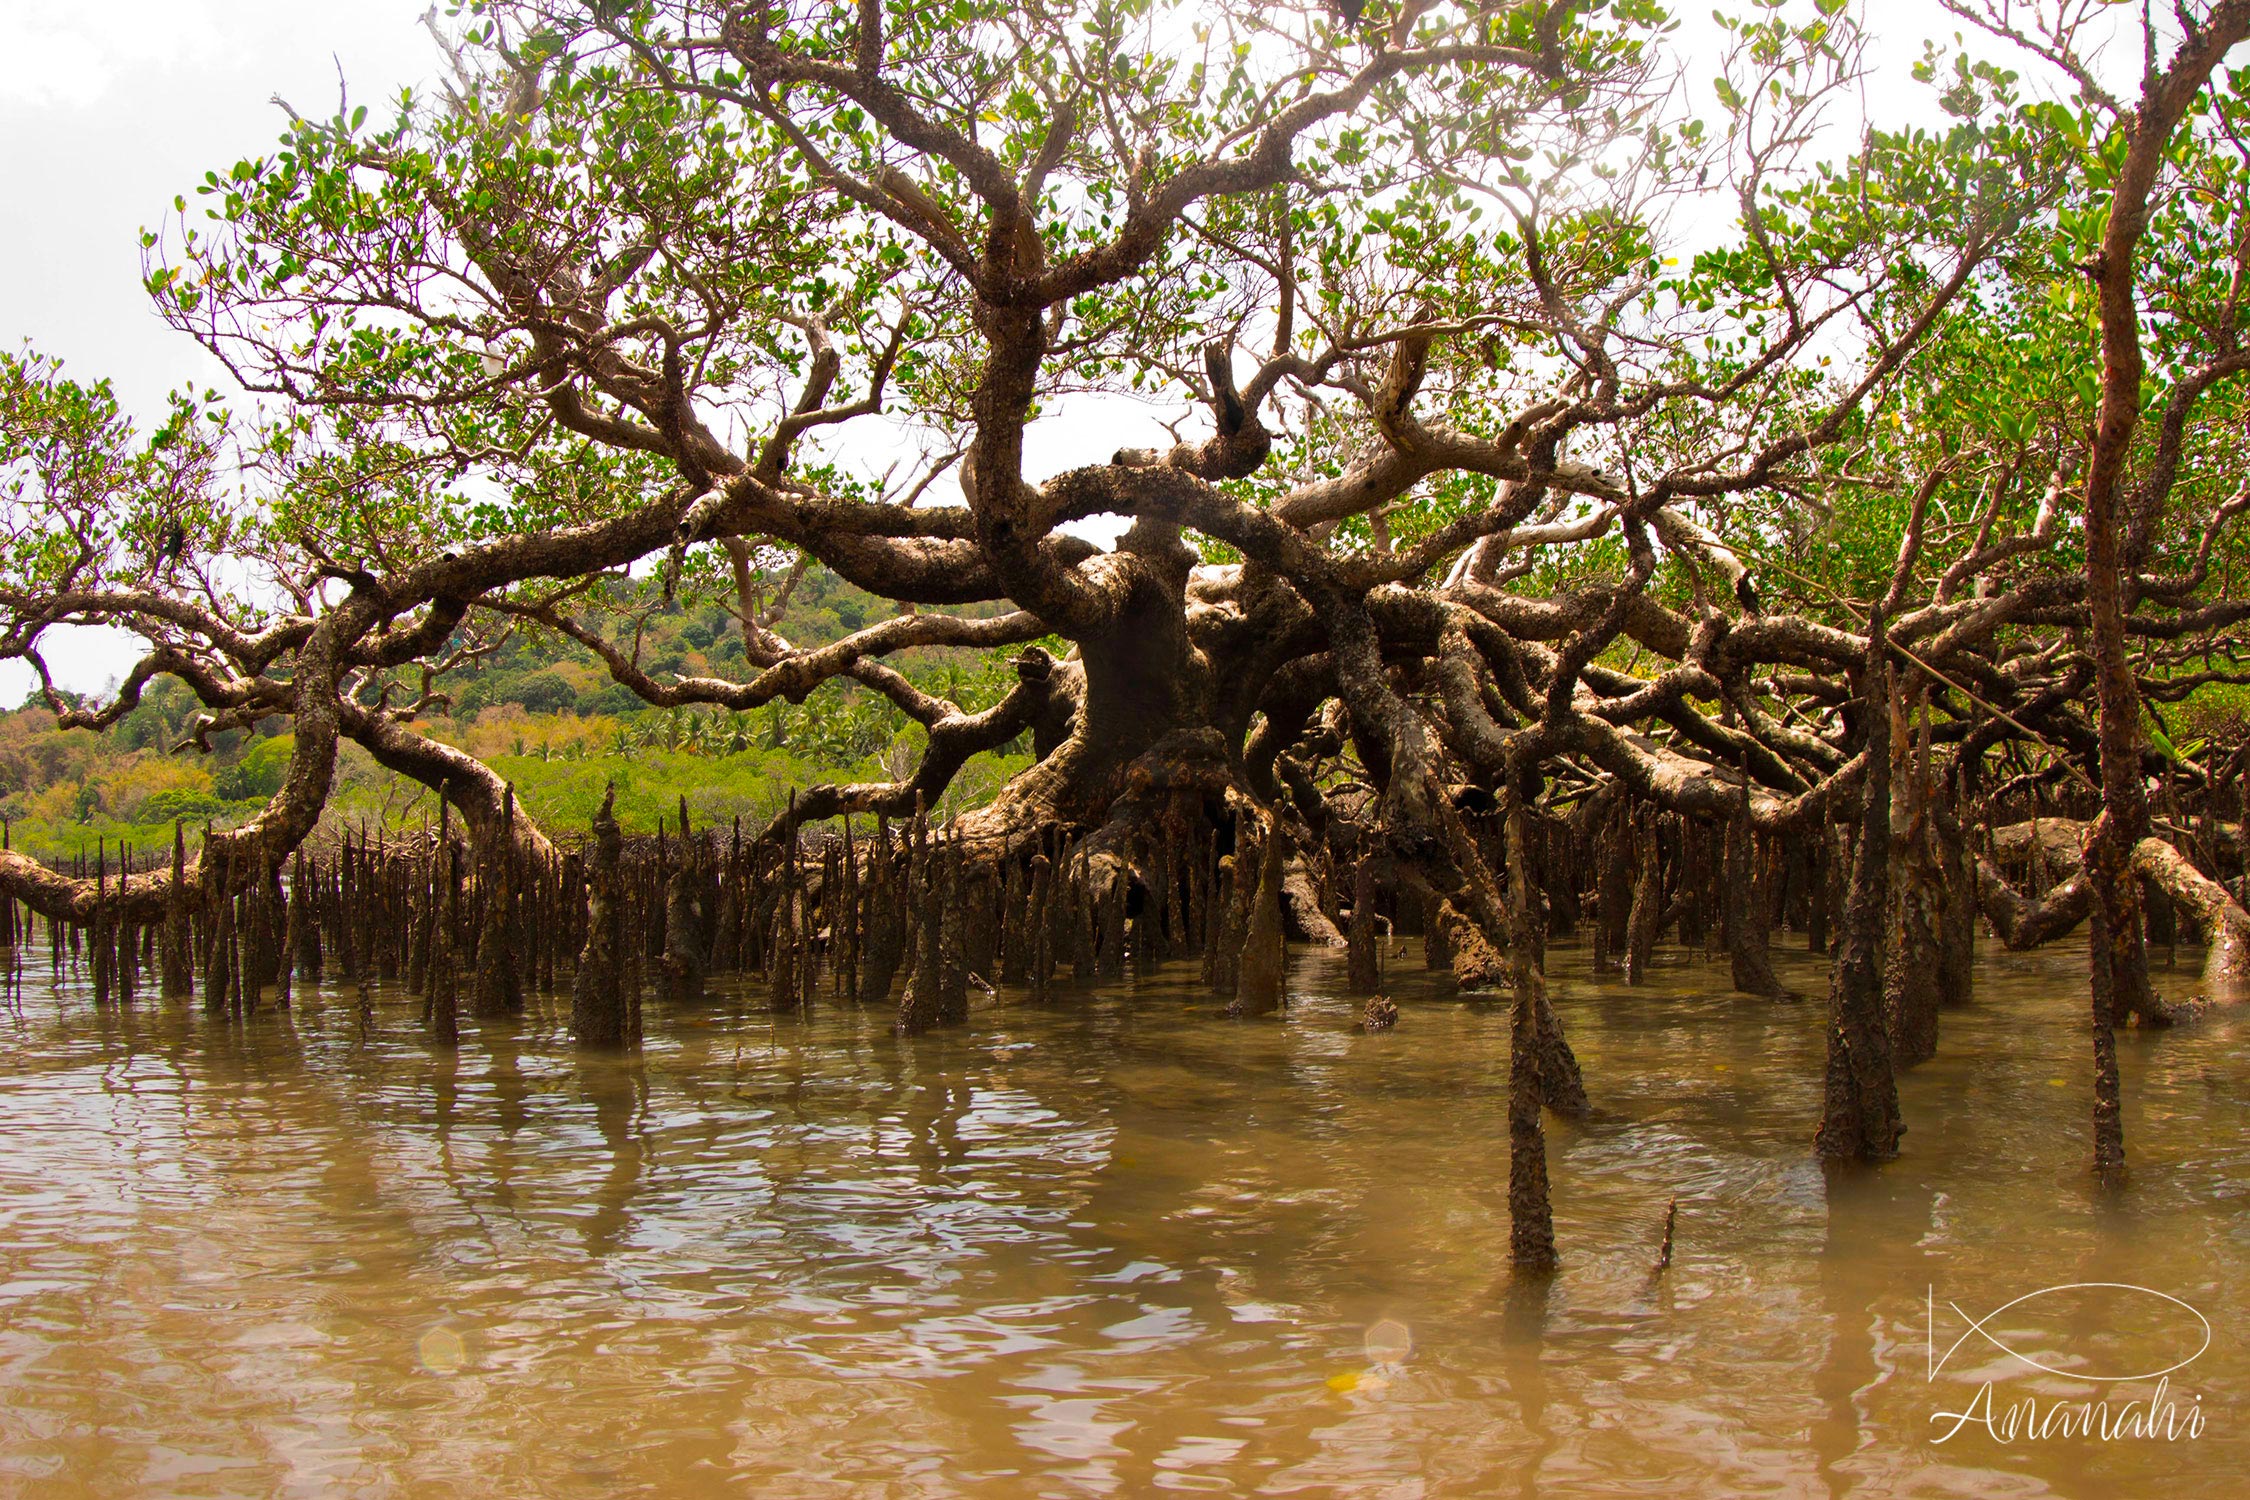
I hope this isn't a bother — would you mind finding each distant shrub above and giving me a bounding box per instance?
[512,671,578,714]
[213,734,292,802]
[118,704,170,751]
[580,682,642,716]
[136,788,232,825]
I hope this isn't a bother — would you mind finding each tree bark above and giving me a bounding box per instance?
[1816,618,1903,1162]
[1883,679,1943,1068]
[1228,816,1289,1017]
[1726,784,1787,999]
[572,788,632,1047]
[1624,805,1661,985]
[1502,781,1558,1273]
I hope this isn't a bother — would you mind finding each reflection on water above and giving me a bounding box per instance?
[1,940,2244,1497]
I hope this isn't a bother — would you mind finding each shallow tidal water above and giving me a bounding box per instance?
[2,937,2246,1498]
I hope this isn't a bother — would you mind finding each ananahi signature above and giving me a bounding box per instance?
[1925,1282,2212,1446]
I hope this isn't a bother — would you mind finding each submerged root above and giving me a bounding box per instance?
[1227,816,1290,1017]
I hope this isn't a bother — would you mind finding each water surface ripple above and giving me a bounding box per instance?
[2,942,2243,1497]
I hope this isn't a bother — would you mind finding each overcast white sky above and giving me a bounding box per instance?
[0,0,2019,706]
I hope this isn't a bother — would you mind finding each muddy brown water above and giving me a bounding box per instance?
[1,939,2245,1497]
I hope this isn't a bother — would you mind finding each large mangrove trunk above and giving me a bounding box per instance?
[1502,781,1557,1273]
[1725,784,1786,1000]
[661,801,708,1006]
[1816,618,1903,1163]
[1623,804,1661,986]
[469,790,524,1020]
[1883,679,1945,1069]
[572,788,634,1048]
[1227,815,1289,1018]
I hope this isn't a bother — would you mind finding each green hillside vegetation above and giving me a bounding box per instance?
[8,566,1035,859]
